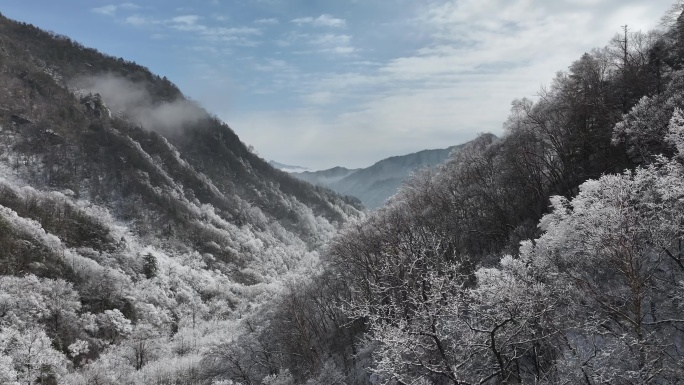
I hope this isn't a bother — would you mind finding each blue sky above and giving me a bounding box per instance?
[1,0,676,169]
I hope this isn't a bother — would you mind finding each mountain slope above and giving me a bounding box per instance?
[292,140,482,209]
[0,14,361,245]
[0,14,362,385]
[208,7,684,384]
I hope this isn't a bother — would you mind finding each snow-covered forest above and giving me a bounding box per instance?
[2,2,684,385]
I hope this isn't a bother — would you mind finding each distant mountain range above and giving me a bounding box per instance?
[280,140,484,209]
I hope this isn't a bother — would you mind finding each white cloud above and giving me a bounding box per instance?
[125,15,156,26]
[168,15,210,33]
[309,33,356,54]
[165,15,262,40]
[254,59,289,72]
[171,15,201,26]
[92,5,117,16]
[227,0,674,169]
[255,18,279,25]
[291,14,346,28]
[302,91,334,105]
[287,33,357,55]
[309,33,351,46]
[121,12,262,45]
[200,26,262,45]
[314,14,347,28]
[327,46,355,54]
[92,3,139,16]
[228,99,481,169]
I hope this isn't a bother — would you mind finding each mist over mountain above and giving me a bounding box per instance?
[268,160,310,173]
[291,141,479,209]
[71,73,207,135]
[294,166,358,186]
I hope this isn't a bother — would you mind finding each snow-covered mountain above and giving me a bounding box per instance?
[0,14,361,384]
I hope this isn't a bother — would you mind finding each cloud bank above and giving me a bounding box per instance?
[72,74,206,134]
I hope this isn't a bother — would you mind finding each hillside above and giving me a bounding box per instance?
[201,5,684,385]
[0,13,362,385]
[292,141,476,209]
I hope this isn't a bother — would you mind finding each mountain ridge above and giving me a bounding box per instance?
[291,138,488,208]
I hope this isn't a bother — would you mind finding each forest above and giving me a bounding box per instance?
[1,2,684,385]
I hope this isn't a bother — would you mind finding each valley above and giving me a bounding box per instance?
[1,2,684,385]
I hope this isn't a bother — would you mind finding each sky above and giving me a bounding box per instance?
[1,0,678,170]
